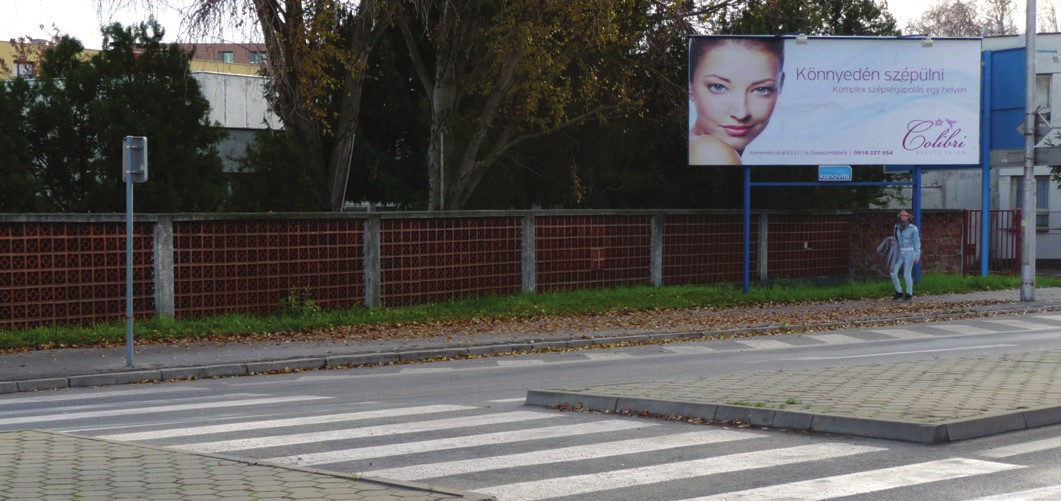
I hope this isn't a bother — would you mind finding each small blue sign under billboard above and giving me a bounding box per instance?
[818,165,852,181]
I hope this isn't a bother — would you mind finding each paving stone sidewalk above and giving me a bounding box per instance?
[0,429,492,501]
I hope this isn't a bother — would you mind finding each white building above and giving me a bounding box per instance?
[191,71,280,173]
[897,34,1061,259]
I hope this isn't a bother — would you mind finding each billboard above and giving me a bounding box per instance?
[688,36,982,166]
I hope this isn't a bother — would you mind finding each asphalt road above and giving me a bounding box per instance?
[6,311,1061,500]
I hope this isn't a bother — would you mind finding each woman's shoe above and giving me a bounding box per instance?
[893,292,904,300]
[903,294,912,301]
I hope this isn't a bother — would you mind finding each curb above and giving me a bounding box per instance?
[524,390,1061,444]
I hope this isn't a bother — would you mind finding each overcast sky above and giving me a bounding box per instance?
[0,0,1022,50]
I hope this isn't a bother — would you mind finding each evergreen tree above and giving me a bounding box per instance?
[4,20,226,213]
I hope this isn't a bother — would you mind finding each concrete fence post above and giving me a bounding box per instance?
[153,217,175,317]
[522,214,537,293]
[651,214,664,287]
[363,215,381,307]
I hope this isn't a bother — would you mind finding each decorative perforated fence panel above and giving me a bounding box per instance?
[0,210,975,331]
[766,215,850,279]
[662,214,752,286]
[173,219,363,318]
[0,222,153,330]
[379,217,522,306]
[536,215,652,292]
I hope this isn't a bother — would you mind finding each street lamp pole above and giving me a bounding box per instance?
[1021,0,1038,302]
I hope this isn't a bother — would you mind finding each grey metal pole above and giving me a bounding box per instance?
[125,177,135,367]
[1021,0,1037,302]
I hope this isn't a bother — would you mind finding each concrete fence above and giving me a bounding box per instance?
[0,210,966,330]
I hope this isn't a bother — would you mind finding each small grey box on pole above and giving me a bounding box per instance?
[123,136,148,367]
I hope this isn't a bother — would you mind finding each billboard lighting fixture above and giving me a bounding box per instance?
[922,36,934,48]
[796,34,808,45]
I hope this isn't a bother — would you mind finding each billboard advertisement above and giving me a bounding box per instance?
[688,36,982,166]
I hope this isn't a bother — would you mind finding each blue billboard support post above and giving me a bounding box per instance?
[913,166,922,284]
[743,166,751,294]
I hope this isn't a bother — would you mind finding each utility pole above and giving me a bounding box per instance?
[1021,0,1038,302]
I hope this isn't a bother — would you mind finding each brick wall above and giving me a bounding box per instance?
[850,210,965,278]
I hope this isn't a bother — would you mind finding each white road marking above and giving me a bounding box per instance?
[175,410,561,453]
[272,420,656,466]
[474,443,884,501]
[979,436,1061,458]
[496,360,547,367]
[362,429,763,480]
[981,319,1055,331]
[397,367,455,374]
[0,386,208,406]
[487,397,528,403]
[929,324,996,335]
[802,333,863,344]
[0,395,330,426]
[733,339,792,349]
[95,405,475,441]
[869,328,932,339]
[583,353,634,361]
[966,485,1061,500]
[663,345,716,354]
[767,345,1016,361]
[681,458,1022,501]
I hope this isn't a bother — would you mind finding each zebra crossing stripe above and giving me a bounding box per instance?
[929,324,996,335]
[496,360,547,367]
[584,353,634,361]
[361,429,763,480]
[96,404,476,441]
[474,443,884,501]
[981,319,1055,331]
[679,458,1022,500]
[733,339,791,349]
[802,334,862,344]
[965,485,1061,500]
[869,328,932,339]
[174,410,561,454]
[663,346,716,354]
[271,420,656,466]
[979,436,1061,458]
[0,386,207,406]
[0,395,330,426]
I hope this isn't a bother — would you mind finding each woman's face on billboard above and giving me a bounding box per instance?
[690,42,781,154]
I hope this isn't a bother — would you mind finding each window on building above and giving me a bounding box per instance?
[249,51,266,64]
[218,51,235,63]
[1012,176,1050,231]
[15,61,35,78]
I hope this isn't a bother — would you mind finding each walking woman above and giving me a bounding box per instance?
[891,210,921,301]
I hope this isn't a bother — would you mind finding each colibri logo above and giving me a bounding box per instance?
[903,118,966,152]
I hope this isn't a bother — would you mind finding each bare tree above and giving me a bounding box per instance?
[1041,0,1061,32]
[905,0,984,36]
[982,0,1018,35]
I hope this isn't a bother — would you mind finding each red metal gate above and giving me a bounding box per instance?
[962,210,1020,276]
